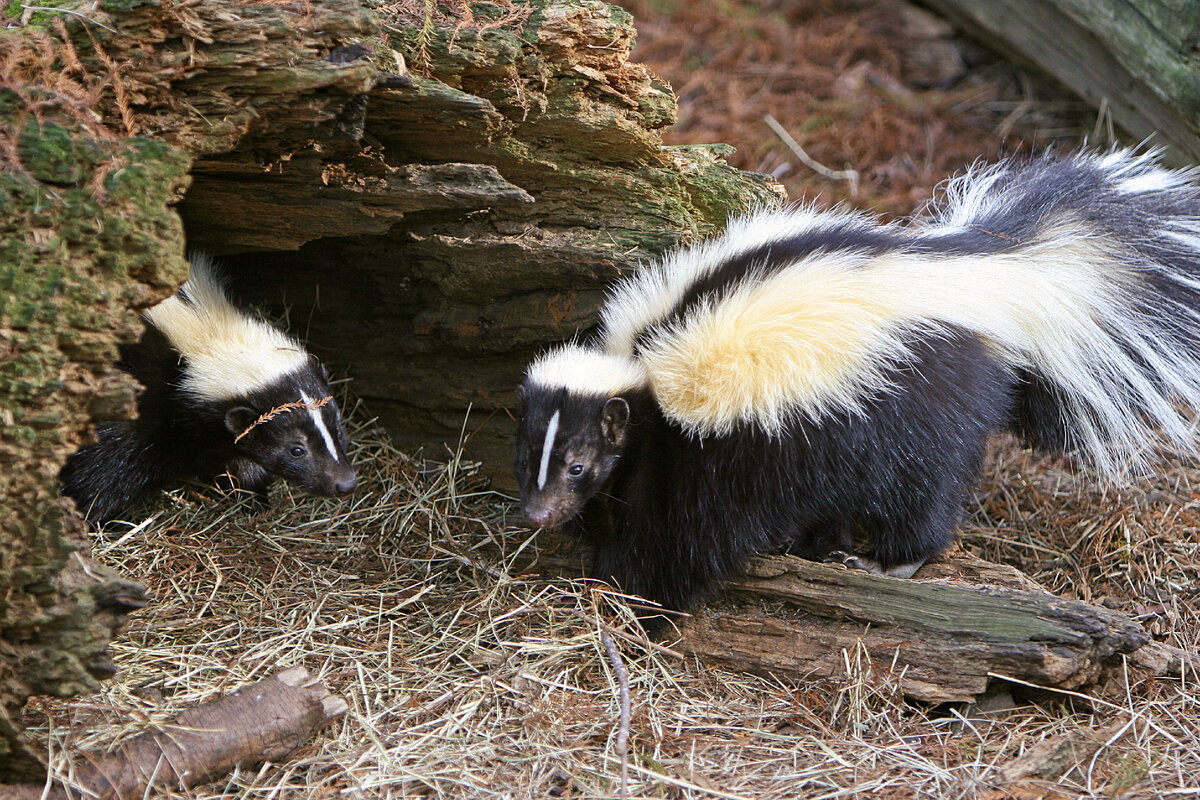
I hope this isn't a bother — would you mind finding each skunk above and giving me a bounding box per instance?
[514,148,1200,621]
[61,255,357,525]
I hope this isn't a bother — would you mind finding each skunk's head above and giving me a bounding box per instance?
[514,346,646,528]
[223,358,357,498]
[147,257,357,499]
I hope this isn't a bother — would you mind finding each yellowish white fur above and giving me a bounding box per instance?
[144,255,309,402]
[631,226,1122,426]
[601,205,872,358]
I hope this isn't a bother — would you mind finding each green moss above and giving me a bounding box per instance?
[4,0,82,28]
[17,121,85,185]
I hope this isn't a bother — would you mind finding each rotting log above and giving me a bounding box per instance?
[1,0,778,778]
[680,552,1151,704]
[531,539,1169,704]
[0,0,390,778]
[918,0,1200,164]
[192,3,782,474]
[0,99,186,780]
[0,667,346,800]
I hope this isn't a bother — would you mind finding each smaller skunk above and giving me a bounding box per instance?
[61,255,357,525]
[514,148,1200,625]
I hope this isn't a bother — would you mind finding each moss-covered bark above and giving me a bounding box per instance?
[0,100,189,775]
[1,0,779,778]
[0,0,387,777]
[922,0,1200,164]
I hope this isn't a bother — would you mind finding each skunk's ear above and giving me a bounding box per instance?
[224,407,259,438]
[601,397,630,447]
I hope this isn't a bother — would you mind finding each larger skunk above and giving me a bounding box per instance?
[61,256,357,525]
[515,148,1200,619]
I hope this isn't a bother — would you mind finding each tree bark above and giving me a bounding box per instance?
[531,538,1171,704]
[679,551,1151,703]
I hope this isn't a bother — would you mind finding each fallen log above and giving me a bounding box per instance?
[3,667,346,800]
[530,539,1179,704]
[679,551,1151,703]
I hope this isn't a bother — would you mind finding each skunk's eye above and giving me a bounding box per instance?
[568,464,585,477]
[289,446,306,458]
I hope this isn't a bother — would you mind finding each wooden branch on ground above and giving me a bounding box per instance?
[2,667,346,800]
[531,538,1190,704]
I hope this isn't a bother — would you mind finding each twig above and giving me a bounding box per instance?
[565,606,685,660]
[235,395,332,443]
[601,631,631,800]
[764,113,859,197]
[3,668,346,800]
[20,4,117,33]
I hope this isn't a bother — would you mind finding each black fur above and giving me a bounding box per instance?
[518,332,1010,621]
[61,286,356,526]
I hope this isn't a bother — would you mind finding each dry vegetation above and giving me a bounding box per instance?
[19,0,1200,797]
[20,404,1200,799]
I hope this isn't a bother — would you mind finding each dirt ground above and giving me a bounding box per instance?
[620,0,1095,216]
[23,1,1200,798]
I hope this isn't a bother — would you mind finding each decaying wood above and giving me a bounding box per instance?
[1,667,346,800]
[0,0,378,776]
[920,0,1200,164]
[531,538,1175,704]
[192,5,782,477]
[992,718,1132,784]
[680,551,1151,704]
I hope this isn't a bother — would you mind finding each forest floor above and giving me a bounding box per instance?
[24,1,1200,798]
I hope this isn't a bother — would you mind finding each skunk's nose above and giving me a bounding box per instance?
[334,475,357,495]
[523,504,559,528]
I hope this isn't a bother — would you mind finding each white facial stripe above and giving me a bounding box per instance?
[300,390,341,463]
[536,410,560,490]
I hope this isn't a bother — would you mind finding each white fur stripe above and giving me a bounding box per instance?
[537,410,560,490]
[301,391,340,463]
[526,345,647,396]
[145,255,309,402]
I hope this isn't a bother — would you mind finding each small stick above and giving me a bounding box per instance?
[235,395,333,443]
[20,4,118,33]
[601,631,632,800]
[764,113,860,197]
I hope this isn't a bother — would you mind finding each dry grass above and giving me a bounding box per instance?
[19,402,1200,799]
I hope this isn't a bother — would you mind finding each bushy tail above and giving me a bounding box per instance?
[919,148,1200,475]
[603,148,1200,477]
[59,422,169,525]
